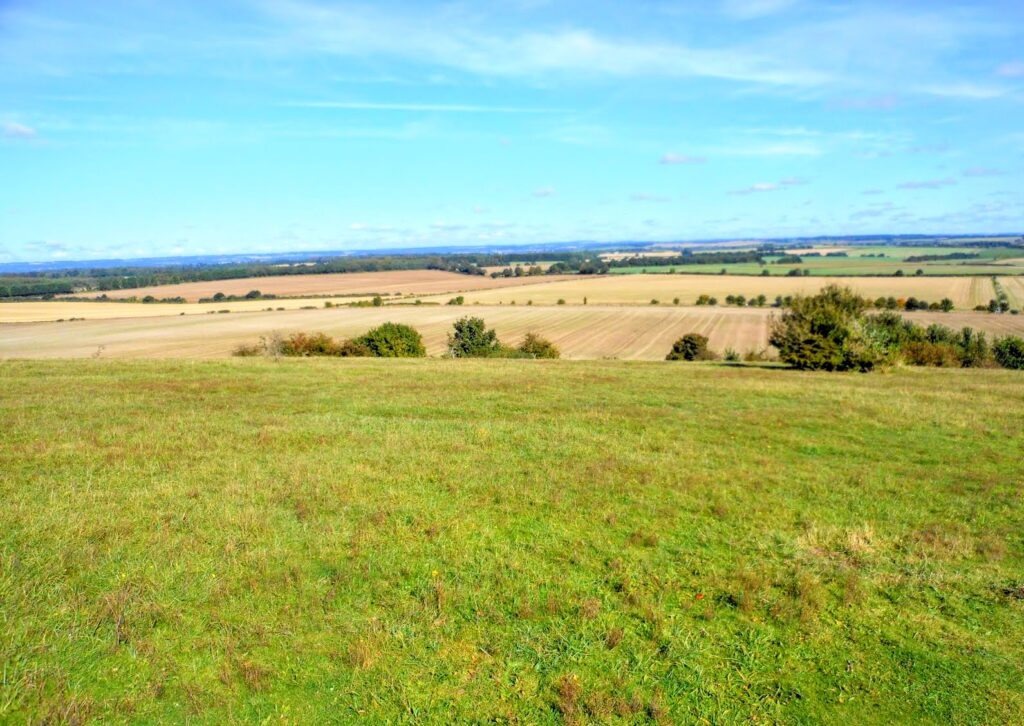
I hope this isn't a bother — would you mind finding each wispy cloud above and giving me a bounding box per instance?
[2,121,37,139]
[729,176,807,195]
[533,186,555,198]
[630,192,670,202]
[897,178,957,190]
[722,0,799,20]
[962,167,1004,177]
[659,152,705,165]
[995,61,1024,78]
[284,100,555,114]
[917,82,1011,100]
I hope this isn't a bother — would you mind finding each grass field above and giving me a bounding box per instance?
[66,269,574,303]
[416,274,997,309]
[609,246,1024,277]
[1,359,1022,723]
[4,306,1024,360]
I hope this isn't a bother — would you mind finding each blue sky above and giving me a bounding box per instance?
[1,0,1022,262]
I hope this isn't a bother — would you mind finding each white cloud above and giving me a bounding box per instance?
[533,186,555,197]
[897,178,957,190]
[962,167,1003,177]
[630,192,670,202]
[729,176,807,195]
[917,82,1011,100]
[659,152,706,165]
[995,61,1024,78]
[2,121,37,139]
[284,100,555,114]
[722,0,799,20]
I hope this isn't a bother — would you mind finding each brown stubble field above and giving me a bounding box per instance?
[3,305,1023,361]
[416,274,997,308]
[65,269,577,302]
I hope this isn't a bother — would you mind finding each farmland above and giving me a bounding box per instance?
[416,273,997,309]
[2,359,1023,723]
[606,244,1024,277]
[65,269,575,302]
[3,304,1023,361]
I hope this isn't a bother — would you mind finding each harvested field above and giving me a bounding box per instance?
[66,269,574,302]
[416,273,996,309]
[3,305,1021,361]
[999,276,1024,308]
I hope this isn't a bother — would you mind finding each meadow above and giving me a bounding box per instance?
[4,305,1024,360]
[1,359,1022,723]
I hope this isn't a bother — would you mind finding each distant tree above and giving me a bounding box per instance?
[213,292,226,301]
[245,289,262,299]
[673,297,680,305]
[372,295,384,307]
[352,322,426,357]
[447,295,465,306]
[447,317,500,357]
[557,298,566,305]
[666,333,718,361]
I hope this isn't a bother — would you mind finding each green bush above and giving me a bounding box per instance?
[352,322,426,357]
[901,341,961,367]
[448,317,501,358]
[666,333,717,361]
[993,336,1024,370]
[517,333,560,359]
[769,285,885,372]
[279,332,342,357]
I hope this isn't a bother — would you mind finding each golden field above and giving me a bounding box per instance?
[65,269,575,302]
[416,274,997,308]
[3,304,1022,361]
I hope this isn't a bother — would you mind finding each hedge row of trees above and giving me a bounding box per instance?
[766,285,1024,371]
[233,319,560,360]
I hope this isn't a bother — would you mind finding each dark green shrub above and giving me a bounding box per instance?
[769,285,885,371]
[448,317,500,357]
[666,333,717,361]
[956,327,991,367]
[447,296,465,306]
[518,333,560,359]
[994,336,1024,369]
[352,322,426,357]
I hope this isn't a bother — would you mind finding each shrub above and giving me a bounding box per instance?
[279,332,342,357]
[351,322,426,357]
[956,327,990,367]
[666,333,718,361]
[372,295,384,307]
[723,348,740,362]
[557,298,566,305]
[518,333,560,359]
[448,317,500,357]
[447,295,465,306]
[993,336,1024,370]
[901,341,961,367]
[232,342,264,357]
[769,285,884,372]
[337,339,373,357]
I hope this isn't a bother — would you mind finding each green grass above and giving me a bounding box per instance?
[2,359,1023,724]
[609,245,1024,277]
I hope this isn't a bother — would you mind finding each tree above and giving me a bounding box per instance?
[666,333,717,361]
[993,336,1024,369]
[352,322,426,357]
[447,317,500,357]
[768,285,884,371]
[940,298,954,312]
[518,333,560,359]
[447,295,465,306]
[245,290,262,299]
[372,295,384,307]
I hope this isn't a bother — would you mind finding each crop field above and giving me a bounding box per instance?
[417,273,997,309]
[1,359,1023,723]
[611,245,1024,277]
[66,269,574,302]
[4,305,1023,361]
[1000,277,1024,308]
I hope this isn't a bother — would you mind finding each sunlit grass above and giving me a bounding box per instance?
[1,359,1022,723]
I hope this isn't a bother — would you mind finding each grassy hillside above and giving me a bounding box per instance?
[2,360,1023,724]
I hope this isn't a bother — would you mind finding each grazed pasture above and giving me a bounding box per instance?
[1,360,1022,723]
[3,305,1022,360]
